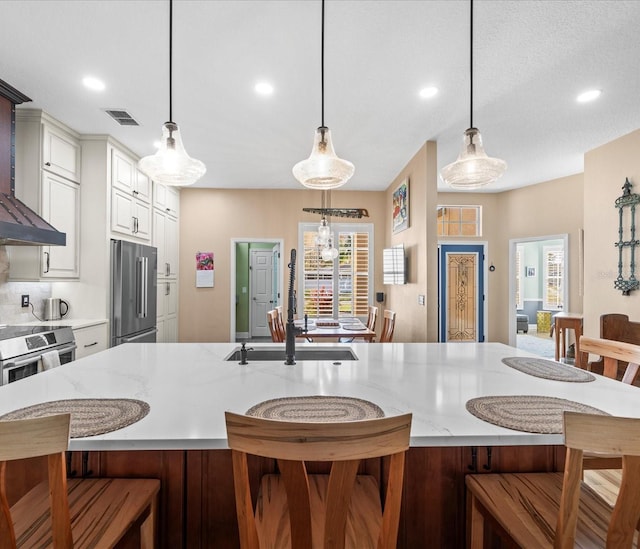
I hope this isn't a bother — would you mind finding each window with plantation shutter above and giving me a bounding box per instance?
[299,223,373,319]
[515,244,523,309]
[543,245,564,310]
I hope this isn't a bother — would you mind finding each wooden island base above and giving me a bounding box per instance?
[8,445,564,548]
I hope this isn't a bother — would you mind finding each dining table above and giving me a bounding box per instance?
[293,317,376,341]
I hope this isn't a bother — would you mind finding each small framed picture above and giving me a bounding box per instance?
[526,266,536,277]
[392,178,409,234]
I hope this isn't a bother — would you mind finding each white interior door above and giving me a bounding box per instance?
[250,249,274,337]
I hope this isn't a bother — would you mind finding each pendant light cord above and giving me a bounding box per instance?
[169,0,173,123]
[321,0,325,128]
[469,0,473,129]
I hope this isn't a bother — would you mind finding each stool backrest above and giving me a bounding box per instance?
[0,414,72,548]
[579,336,640,385]
[225,411,412,549]
[556,412,640,548]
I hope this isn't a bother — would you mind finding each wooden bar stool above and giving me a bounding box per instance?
[553,312,583,368]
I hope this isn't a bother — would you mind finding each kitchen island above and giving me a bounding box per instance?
[1,342,638,548]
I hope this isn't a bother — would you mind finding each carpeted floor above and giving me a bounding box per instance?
[516,325,555,359]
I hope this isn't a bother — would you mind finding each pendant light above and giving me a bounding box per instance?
[138,0,206,187]
[440,0,506,189]
[292,0,354,190]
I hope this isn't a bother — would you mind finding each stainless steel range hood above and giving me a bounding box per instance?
[0,79,66,246]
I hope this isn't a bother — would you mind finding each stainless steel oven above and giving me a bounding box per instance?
[0,326,76,386]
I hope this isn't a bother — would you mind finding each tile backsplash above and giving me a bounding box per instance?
[0,247,52,324]
[0,281,52,324]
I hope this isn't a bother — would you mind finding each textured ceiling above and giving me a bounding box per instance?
[1,0,639,192]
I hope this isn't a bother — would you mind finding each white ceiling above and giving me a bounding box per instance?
[2,0,640,193]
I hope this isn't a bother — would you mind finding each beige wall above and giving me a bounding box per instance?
[178,188,386,342]
[383,141,438,342]
[583,129,640,336]
[438,173,584,344]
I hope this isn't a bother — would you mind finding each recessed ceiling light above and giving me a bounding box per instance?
[576,89,601,103]
[82,76,105,92]
[255,82,274,96]
[419,86,438,99]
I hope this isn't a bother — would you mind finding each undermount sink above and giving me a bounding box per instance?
[225,346,358,362]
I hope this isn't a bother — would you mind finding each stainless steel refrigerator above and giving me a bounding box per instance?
[111,239,158,346]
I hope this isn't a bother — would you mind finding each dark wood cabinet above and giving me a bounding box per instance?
[6,445,562,548]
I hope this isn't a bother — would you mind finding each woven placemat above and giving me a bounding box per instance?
[0,398,150,438]
[246,395,384,422]
[466,395,608,434]
[502,357,595,382]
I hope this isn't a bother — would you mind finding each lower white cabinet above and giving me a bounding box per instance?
[73,322,108,360]
[156,280,178,342]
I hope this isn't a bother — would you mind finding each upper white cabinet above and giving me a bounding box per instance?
[153,183,180,218]
[111,150,151,203]
[8,110,81,280]
[110,148,151,242]
[42,123,81,182]
[41,172,80,277]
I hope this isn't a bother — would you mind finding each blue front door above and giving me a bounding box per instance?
[438,244,485,342]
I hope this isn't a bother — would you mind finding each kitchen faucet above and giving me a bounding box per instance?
[285,249,304,365]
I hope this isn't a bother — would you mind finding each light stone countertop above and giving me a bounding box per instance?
[17,318,108,330]
[0,342,637,451]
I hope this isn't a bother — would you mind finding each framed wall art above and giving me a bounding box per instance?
[392,178,409,234]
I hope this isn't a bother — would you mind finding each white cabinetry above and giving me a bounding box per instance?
[153,182,180,342]
[156,279,178,342]
[8,110,80,280]
[153,209,178,278]
[73,322,108,360]
[110,149,151,242]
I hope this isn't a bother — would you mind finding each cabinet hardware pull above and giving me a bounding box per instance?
[468,446,478,472]
[133,217,139,233]
[166,283,170,296]
[482,447,493,470]
[84,342,98,348]
[166,208,170,212]
[44,161,51,166]
[44,251,50,273]
[166,262,170,276]
[65,451,77,478]
[133,190,139,195]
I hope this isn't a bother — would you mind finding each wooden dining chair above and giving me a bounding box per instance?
[379,310,396,343]
[579,336,640,470]
[267,309,285,342]
[0,413,159,548]
[466,412,640,548]
[225,411,412,549]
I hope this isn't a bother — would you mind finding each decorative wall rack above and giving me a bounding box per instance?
[302,207,369,218]
[614,177,639,295]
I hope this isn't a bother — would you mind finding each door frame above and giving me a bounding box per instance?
[508,234,569,347]
[437,241,488,342]
[230,238,284,342]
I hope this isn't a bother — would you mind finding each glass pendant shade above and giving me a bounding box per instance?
[321,245,339,261]
[138,122,206,187]
[316,218,330,246]
[293,127,354,190]
[440,127,507,189]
